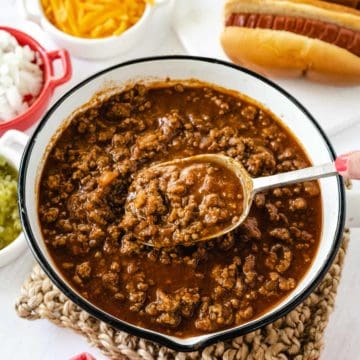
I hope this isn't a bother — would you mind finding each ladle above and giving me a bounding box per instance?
[145,151,360,246]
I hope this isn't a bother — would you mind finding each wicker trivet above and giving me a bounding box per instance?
[15,230,349,360]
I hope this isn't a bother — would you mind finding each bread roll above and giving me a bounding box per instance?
[221,0,360,83]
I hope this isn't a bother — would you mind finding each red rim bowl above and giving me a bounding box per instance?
[0,26,72,135]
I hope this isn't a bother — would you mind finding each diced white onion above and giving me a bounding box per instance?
[0,30,43,122]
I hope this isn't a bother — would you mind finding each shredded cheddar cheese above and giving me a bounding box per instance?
[41,0,154,39]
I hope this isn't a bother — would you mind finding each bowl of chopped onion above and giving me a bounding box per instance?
[0,27,71,135]
[20,0,170,60]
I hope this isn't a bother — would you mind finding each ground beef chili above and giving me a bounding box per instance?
[38,81,322,337]
[121,159,244,247]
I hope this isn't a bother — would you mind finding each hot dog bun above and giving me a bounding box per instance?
[221,0,360,83]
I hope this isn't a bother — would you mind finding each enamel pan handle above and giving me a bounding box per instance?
[0,130,29,169]
[346,190,360,228]
[339,152,360,228]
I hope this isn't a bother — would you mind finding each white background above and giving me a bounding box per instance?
[0,0,359,359]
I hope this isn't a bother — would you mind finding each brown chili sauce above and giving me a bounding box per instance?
[38,81,322,337]
[122,159,244,247]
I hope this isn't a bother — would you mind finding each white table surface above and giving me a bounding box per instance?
[0,1,359,359]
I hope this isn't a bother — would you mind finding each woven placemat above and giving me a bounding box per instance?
[15,230,349,360]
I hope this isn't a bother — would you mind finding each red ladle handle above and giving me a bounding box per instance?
[335,151,360,179]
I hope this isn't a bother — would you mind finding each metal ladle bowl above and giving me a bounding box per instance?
[144,152,345,246]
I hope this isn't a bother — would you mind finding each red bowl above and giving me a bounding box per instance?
[0,26,72,135]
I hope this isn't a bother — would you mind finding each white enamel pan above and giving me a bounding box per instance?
[9,56,359,351]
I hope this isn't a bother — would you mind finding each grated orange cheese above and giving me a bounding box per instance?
[41,0,154,39]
